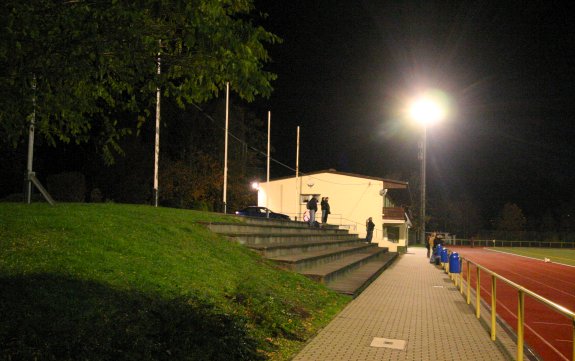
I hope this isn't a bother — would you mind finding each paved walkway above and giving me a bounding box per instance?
[293,247,514,361]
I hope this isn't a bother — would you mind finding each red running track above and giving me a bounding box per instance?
[450,247,575,361]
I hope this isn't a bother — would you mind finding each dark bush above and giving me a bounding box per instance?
[90,188,103,203]
[1,193,46,203]
[47,172,86,202]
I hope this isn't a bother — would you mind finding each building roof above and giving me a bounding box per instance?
[270,169,408,188]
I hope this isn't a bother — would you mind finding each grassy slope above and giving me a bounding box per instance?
[0,203,349,360]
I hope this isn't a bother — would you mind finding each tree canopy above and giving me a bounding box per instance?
[496,203,527,232]
[1,0,279,162]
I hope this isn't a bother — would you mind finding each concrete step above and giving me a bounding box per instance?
[223,232,358,245]
[202,218,396,297]
[300,247,389,284]
[228,216,342,230]
[205,222,349,236]
[248,238,366,257]
[267,242,377,272]
[327,252,398,297]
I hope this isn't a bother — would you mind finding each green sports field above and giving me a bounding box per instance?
[489,247,575,266]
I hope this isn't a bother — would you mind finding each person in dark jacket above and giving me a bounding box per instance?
[306,196,318,226]
[321,197,331,224]
[366,217,375,242]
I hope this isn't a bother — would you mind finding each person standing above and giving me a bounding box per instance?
[306,196,318,226]
[321,197,331,223]
[366,217,375,242]
[426,232,436,258]
[434,235,444,249]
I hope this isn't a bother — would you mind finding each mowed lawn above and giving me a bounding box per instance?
[489,247,575,266]
[0,203,349,361]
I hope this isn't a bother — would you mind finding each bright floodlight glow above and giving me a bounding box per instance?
[409,96,446,126]
[407,89,450,127]
[251,182,259,190]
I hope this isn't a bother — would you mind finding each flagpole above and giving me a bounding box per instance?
[223,82,230,213]
[266,111,271,217]
[153,40,161,207]
[296,126,300,220]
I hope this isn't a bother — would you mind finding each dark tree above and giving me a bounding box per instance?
[1,0,279,163]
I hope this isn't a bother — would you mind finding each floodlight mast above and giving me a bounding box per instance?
[420,126,427,245]
[409,93,447,244]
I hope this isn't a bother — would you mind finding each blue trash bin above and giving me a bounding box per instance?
[433,245,442,265]
[449,252,461,273]
[435,245,443,256]
[440,248,448,263]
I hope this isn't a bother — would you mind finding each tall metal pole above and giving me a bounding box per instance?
[266,111,271,217]
[223,82,230,213]
[24,74,55,205]
[153,40,161,207]
[295,126,300,220]
[420,127,427,244]
[26,75,37,204]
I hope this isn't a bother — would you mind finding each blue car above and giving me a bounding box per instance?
[235,206,290,220]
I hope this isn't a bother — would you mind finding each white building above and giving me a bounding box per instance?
[257,169,411,252]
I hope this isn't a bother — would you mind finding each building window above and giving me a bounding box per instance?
[386,226,400,243]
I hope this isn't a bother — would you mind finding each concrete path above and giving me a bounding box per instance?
[293,247,514,361]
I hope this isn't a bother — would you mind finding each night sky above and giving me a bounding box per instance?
[254,1,575,219]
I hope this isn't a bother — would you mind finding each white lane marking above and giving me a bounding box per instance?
[486,248,575,268]
[468,249,575,298]
[532,321,571,326]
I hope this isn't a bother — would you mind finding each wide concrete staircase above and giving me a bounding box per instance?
[204,217,397,297]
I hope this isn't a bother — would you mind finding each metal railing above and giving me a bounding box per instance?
[287,213,390,241]
[446,253,575,361]
[332,216,390,241]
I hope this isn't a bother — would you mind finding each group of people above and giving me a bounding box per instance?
[306,196,376,244]
[306,196,331,226]
[425,232,445,258]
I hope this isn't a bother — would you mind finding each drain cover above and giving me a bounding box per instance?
[370,337,407,350]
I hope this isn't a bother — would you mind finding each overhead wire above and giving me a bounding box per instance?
[190,101,402,187]
[189,101,297,174]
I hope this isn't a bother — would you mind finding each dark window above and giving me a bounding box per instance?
[387,226,400,242]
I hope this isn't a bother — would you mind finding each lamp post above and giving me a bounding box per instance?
[252,181,269,218]
[420,126,428,246]
[409,93,447,245]
[251,181,260,205]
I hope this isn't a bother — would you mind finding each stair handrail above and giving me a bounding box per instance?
[336,216,389,241]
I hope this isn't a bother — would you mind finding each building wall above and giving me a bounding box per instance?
[257,172,409,251]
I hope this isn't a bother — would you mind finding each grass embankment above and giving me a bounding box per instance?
[0,203,349,360]
[489,247,575,266]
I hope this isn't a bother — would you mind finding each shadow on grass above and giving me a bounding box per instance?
[0,274,263,361]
